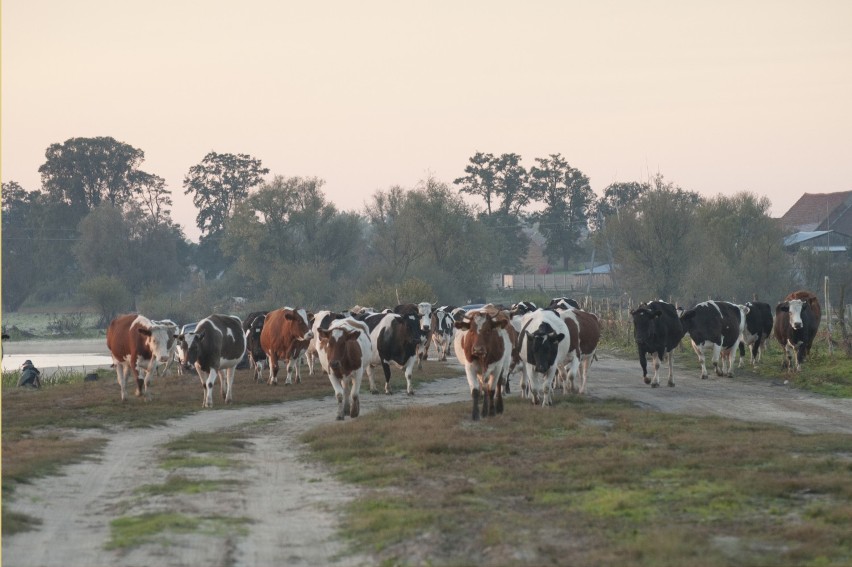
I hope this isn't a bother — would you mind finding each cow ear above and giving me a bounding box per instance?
[494,318,509,329]
[555,333,565,342]
[284,312,297,321]
[138,328,152,337]
[777,303,789,313]
[454,321,471,330]
[345,329,361,341]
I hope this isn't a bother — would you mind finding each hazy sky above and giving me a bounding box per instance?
[3,0,851,241]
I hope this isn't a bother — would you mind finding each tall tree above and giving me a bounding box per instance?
[38,136,147,217]
[183,151,269,237]
[133,171,172,224]
[454,152,497,215]
[591,181,648,230]
[605,177,702,299]
[529,154,595,268]
[365,186,426,277]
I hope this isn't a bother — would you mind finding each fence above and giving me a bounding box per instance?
[492,273,613,291]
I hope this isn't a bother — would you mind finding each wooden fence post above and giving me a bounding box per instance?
[825,275,833,357]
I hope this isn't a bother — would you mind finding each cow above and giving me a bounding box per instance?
[630,300,685,387]
[306,310,346,376]
[774,290,821,372]
[548,297,580,310]
[362,310,421,395]
[178,314,246,407]
[737,301,774,367]
[152,319,180,377]
[175,321,198,375]
[680,300,747,379]
[515,309,573,406]
[106,314,175,401]
[428,306,456,362]
[242,311,268,382]
[556,307,601,395]
[453,309,512,420]
[395,302,432,369]
[260,307,314,385]
[316,318,372,420]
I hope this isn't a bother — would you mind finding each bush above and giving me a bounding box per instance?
[355,278,437,310]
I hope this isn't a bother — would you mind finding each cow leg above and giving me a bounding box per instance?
[649,352,661,387]
[115,363,128,402]
[366,365,379,395]
[690,340,709,379]
[568,356,580,394]
[284,357,294,385]
[471,388,481,421]
[494,374,504,415]
[382,362,393,395]
[327,371,346,420]
[639,347,650,384]
[711,342,723,376]
[665,350,675,387]
[224,367,235,404]
[350,369,363,418]
[403,356,416,395]
[268,355,279,385]
[306,346,316,376]
[204,368,219,408]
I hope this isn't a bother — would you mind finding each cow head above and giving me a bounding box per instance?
[525,322,565,374]
[778,299,807,330]
[284,309,313,341]
[318,327,362,379]
[631,307,664,342]
[136,321,174,363]
[416,302,432,334]
[455,313,508,360]
[176,332,196,367]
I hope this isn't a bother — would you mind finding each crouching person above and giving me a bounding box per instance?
[17,360,42,389]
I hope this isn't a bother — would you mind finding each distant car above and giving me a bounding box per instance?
[461,304,486,312]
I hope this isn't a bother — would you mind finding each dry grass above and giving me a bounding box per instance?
[303,397,852,566]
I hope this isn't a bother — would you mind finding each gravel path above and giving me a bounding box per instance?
[3,350,851,566]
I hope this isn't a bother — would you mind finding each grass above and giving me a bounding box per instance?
[1,311,102,340]
[302,397,852,567]
[106,513,250,550]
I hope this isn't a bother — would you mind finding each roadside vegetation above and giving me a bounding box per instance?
[303,397,852,566]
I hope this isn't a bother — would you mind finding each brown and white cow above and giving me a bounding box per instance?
[106,314,175,401]
[453,309,512,420]
[556,307,601,395]
[307,310,346,376]
[316,318,372,420]
[260,307,314,385]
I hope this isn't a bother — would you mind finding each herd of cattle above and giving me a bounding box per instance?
[104,289,822,421]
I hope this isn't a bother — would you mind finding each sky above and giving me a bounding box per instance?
[3,0,851,242]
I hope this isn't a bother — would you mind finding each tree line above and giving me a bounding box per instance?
[2,135,828,325]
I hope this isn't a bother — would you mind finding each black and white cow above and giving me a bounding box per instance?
[680,300,747,379]
[516,309,575,406]
[242,311,268,382]
[429,306,456,362]
[394,302,432,369]
[363,310,421,395]
[630,300,685,387]
[548,297,580,310]
[737,301,773,367]
[179,314,247,407]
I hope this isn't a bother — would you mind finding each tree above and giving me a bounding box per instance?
[365,186,427,277]
[454,152,497,215]
[2,182,79,309]
[605,177,702,299]
[38,136,148,217]
[591,181,648,230]
[529,154,595,268]
[134,171,172,223]
[79,276,133,327]
[183,151,269,237]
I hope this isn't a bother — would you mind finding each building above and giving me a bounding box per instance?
[780,190,852,234]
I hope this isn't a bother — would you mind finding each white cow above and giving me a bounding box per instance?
[316,318,372,420]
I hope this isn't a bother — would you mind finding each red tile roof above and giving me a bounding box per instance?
[780,191,852,231]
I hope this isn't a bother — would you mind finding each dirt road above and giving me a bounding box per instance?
[3,351,851,566]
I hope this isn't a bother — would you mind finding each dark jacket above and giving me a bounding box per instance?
[17,361,41,389]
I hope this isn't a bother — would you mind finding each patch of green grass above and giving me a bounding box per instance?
[106,512,250,550]
[136,476,233,496]
[1,508,42,535]
[303,396,852,566]
[160,455,239,470]
[162,430,253,454]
